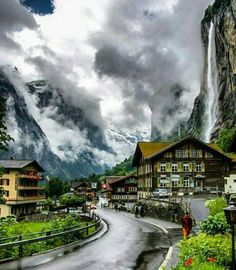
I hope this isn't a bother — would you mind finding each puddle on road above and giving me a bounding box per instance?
[134,247,168,270]
[134,231,170,270]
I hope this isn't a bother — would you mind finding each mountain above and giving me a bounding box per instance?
[0,67,149,179]
[188,0,236,142]
[0,67,112,179]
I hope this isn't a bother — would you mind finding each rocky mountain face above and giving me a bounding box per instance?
[0,67,148,179]
[188,0,236,141]
[0,67,112,179]
[26,80,111,153]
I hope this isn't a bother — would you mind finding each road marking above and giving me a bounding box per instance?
[158,246,173,270]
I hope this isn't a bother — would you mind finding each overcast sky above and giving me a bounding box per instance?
[0,0,213,165]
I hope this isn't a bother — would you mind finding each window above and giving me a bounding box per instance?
[183,163,189,172]
[0,179,9,185]
[196,162,202,172]
[160,163,166,172]
[190,149,202,158]
[183,177,189,187]
[160,177,167,187]
[117,187,125,192]
[172,163,178,172]
[205,152,213,158]
[175,149,188,158]
[172,180,178,187]
[5,191,9,197]
[164,152,172,158]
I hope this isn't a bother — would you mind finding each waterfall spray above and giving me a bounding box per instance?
[204,22,219,143]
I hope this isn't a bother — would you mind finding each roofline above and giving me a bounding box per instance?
[109,174,136,185]
[0,159,45,172]
[146,135,232,161]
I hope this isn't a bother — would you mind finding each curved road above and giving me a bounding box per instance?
[28,208,171,270]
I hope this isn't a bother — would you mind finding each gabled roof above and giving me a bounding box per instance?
[109,174,136,186]
[105,176,121,191]
[74,182,91,189]
[229,154,236,163]
[132,136,232,167]
[146,136,231,161]
[0,160,44,172]
[132,142,171,167]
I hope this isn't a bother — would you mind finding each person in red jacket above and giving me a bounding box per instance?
[182,212,193,239]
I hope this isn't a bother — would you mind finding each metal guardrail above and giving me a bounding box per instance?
[0,213,101,260]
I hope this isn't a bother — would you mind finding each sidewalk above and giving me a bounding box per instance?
[104,207,182,269]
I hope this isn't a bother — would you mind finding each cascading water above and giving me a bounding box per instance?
[204,22,219,143]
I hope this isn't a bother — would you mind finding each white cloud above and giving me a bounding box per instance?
[0,0,212,169]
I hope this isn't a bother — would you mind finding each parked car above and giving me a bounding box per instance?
[153,188,169,198]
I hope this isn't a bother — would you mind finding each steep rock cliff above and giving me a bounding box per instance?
[188,0,236,141]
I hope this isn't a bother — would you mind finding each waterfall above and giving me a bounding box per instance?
[204,22,219,143]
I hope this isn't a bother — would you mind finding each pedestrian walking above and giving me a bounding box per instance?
[118,203,121,212]
[114,202,118,212]
[182,212,193,239]
[139,205,144,217]
[134,205,139,218]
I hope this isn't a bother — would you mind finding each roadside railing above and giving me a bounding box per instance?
[0,213,101,261]
[16,212,68,222]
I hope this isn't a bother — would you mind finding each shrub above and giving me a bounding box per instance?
[205,197,227,216]
[173,259,225,269]
[215,128,235,152]
[177,233,231,268]
[200,212,230,235]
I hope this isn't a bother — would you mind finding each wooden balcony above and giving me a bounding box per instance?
[6,195,45,205]
[18,174,42,180]
[17,186,44,190]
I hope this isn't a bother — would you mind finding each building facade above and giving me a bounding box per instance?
[74,182,96,200]
[133,136,232,199]
[109,174,137,204]
[0,160,45,217]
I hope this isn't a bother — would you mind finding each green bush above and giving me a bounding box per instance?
[177,233,231,268]
[200,212,230,235]
[205,197,227,216]
[0,215,93,260]
[172,260,225,270]
[215,128,235,152]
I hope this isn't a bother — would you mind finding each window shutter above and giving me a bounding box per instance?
[166,162,170,172]
[157,162,160,172]
[177,162,182,172]
[189,163,192,172]
[201,162,205,172]
[199,150,203,158]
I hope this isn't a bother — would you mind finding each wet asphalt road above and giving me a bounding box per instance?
[28,208,171,270]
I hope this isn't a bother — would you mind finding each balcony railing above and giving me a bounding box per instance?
[17,186,44,190]
[6,195,45,203]
[18,174,42,180]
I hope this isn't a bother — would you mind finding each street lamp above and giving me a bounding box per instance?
[224,202,236,270]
